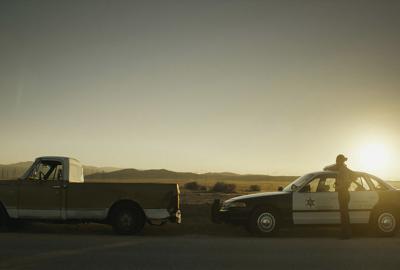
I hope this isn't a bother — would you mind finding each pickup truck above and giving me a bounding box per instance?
[0,156,181,234]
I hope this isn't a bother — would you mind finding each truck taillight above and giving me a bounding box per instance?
[176,184,180,210]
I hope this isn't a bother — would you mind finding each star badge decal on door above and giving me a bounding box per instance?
[305,197,315,208]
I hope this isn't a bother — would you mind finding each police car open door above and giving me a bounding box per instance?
[292,174,378,224]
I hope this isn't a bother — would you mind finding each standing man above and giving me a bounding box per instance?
[324,154,354,239]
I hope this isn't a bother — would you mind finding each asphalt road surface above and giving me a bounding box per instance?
[1,226,399,270]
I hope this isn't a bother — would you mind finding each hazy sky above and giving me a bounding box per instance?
[1,0,399,178]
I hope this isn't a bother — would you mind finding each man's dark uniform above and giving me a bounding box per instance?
[324,155,354,239]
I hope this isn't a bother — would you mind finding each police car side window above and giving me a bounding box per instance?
[369,176,387,191]
[348,176,371,192]
[317,177,336,192]
[300,178,320,193]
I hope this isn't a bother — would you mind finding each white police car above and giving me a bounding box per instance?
[211,171,400,237]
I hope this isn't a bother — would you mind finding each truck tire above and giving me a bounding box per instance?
[247,207,280,237]
[112,206,145,235]
[371,209,398,237]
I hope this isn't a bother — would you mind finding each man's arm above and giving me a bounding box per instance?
[324,164,338,171]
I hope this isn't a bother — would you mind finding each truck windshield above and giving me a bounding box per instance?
[283,173,315,192]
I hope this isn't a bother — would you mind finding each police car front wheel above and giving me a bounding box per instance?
[247,207,280,237]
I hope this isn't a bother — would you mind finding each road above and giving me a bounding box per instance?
[1,225,399,270]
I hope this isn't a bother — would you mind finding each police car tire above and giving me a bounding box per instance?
[248,207,280,237]
[371,209,398,237]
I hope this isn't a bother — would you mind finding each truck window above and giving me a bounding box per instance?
[28,161,63,181]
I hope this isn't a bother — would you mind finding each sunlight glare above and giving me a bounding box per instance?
[354,142,393,176]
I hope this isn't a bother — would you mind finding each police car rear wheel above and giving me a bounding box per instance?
[248,207,280,237]
[372,210,398,237]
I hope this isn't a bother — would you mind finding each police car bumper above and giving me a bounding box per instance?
[211,199,250,225]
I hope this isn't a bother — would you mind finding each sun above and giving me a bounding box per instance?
[354,142,393,176]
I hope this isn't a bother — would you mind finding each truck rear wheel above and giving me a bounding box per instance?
[112,206,145,235]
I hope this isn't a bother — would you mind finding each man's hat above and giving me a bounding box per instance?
[336,154,348,163]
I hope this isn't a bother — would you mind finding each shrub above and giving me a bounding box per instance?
[248,184,261,192]
[184,181,200,190]
[199,185,208,191]
[211,182,236,193]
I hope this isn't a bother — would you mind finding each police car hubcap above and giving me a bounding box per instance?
[378,213,396,233]
[257,213,275,233]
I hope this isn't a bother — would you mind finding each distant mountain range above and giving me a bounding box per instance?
[0,161,297,182]
[2,161,398,184]
[85,168,297,182]
[0,161,120,179]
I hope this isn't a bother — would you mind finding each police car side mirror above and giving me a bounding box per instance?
[278,186,283,191]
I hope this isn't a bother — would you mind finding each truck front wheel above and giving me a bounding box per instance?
[112,207,145,235]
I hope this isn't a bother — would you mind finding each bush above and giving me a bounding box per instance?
[248,184,261,192]
[211,182,236,193]
[199,185,208,191]
[184,181,200,190]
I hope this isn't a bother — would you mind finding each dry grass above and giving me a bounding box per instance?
[87,178,400,205]
[87,178,289,192]
[87,178,290,205]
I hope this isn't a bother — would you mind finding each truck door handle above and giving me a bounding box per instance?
[52,185,61,189]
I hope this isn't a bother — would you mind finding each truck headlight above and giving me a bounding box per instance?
[222,201,247,209]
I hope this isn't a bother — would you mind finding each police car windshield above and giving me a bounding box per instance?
[283,173,315,192]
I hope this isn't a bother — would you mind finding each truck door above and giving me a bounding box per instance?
[292,175,340,224]
[18,160,64,219]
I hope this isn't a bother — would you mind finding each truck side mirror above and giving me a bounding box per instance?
[278,186,283,191]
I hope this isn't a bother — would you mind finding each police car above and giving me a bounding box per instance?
[211,171,400,237]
